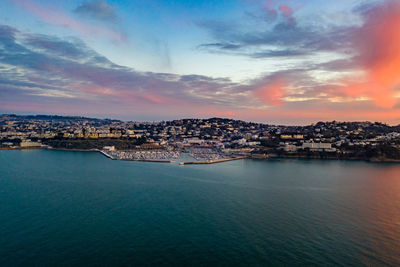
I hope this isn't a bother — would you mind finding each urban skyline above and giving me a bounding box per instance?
[1,0,400,124]
[2,113,400,162]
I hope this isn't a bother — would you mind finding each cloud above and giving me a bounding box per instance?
[73,1,118,23]
[1,6,400,125]
[197,10,352,59]
[198,43,242,51]
[15,0,126,42]
[0,24,258,118]
[24,34,99,61]
[278,4,296,26]
[278,4,292,18]
[265,0,278,17]
[341,0,400,108]
[197,0,400,111]
[255,76,286,106]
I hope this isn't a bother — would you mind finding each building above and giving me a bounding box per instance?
[284,144,298,152]
[302,142,332,151]
[20,141,42,147]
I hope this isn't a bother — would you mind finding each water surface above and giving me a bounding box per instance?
[1,150,400,266]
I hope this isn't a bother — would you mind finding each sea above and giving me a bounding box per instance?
[1,150,400,266]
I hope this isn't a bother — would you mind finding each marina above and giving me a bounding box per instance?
[99,148,247,165]
[105,150,180,162]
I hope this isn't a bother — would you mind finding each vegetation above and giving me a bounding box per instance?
[43,137,146,150]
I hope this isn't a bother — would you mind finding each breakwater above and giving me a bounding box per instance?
[119,159,176,163]
[179,156,248,165]
[99,150,115,160]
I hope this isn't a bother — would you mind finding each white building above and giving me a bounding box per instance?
[103,146,115,151]
[302,142,332,151]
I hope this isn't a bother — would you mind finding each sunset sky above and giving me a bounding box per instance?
[1,0,400,124]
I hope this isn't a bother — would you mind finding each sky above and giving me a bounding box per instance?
[0,0,400,124]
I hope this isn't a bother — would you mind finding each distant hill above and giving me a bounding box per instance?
[0,114,120,123]
[1,114,399,130]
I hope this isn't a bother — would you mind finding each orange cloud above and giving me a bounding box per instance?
[345,0,400,108]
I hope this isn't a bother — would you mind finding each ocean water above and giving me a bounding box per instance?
[1,150,400,266]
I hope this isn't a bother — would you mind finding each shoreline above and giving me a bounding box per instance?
[47,147,100,152]
[267,154,400,163]
[1,147,400,163]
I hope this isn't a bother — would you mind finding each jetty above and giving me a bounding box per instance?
[179,156,248,165]
[100,150,116,160]
[119,159,176,163]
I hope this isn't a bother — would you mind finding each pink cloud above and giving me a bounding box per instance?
[278,4,293,18]
[255,77,286,106]
[264,0,296,24]
[265,0,278,16]
[71,83,171,105]
[344,0,400,108]
[16,0,127,43]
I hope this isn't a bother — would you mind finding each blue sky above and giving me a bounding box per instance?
[0,0,399,124]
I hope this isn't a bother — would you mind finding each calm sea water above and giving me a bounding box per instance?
[1,150,400,266]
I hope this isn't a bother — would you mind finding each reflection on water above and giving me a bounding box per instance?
[0,150,399,266]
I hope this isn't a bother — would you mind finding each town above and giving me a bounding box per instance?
[1,114,400,162]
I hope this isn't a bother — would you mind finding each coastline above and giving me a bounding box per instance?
[0,147,44,150]
[1,147,400,163]
[267,154,400,163]
[47,147,100,152]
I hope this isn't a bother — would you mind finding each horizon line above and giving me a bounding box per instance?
[1,113,399,127]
